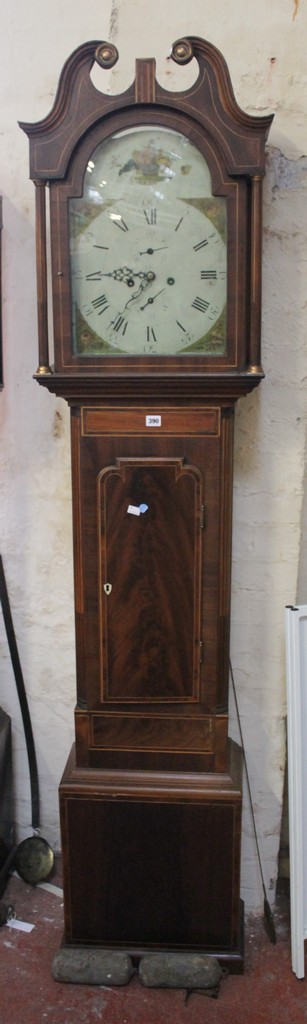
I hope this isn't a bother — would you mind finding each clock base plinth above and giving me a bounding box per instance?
[59,741,244,974]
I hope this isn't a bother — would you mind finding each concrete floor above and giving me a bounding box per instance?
[0,865,306,1024]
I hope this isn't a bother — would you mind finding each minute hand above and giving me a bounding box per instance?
[140,289,165,311]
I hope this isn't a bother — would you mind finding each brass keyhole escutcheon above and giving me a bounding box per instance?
[104,583,112,595]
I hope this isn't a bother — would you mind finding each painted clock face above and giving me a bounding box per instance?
[69,127,227,357]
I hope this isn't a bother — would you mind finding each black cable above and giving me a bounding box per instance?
[229,658,277,944]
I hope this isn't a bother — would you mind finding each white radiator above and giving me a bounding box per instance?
[285,604,307,978]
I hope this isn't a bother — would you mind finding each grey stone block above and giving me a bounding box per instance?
[139,952,222,989]
[52,947,134,986]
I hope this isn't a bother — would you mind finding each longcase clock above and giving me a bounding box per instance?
[20,37,273,972]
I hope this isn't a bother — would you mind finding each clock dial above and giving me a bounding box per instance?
[69,128,227,357]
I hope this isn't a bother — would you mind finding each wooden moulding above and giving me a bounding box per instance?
[19,37,273,181]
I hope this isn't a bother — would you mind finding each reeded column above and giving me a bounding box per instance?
[34,180,51,374]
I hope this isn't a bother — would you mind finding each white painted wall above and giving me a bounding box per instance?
[0,0,306,914]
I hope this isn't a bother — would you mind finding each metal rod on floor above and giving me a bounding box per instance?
[0,555,40,830]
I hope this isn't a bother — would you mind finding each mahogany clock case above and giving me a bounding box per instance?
[20,37,273,973]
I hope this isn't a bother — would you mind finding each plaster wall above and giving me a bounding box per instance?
[0,0,306,914]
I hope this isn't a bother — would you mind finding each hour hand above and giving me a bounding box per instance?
[101,266,136,286]
[101,266,155,288]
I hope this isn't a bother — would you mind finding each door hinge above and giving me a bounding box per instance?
[200,505,205,529]
[199,640,203,663]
